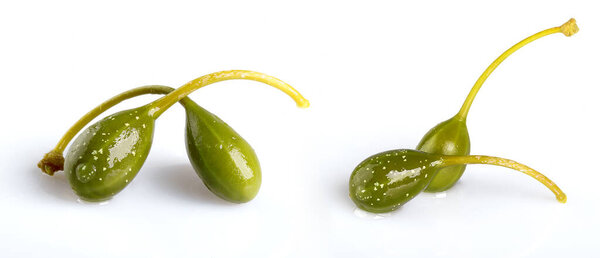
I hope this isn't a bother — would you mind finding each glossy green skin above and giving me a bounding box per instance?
[64,106,155,202]
[349,149,444,213]
[184,99,261,203]
[417,116,470,192]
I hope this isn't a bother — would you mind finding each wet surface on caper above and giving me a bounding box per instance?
[184,100,261,203]
[349,150,443,213]
[417,117,470,192]
[64,106,154,201]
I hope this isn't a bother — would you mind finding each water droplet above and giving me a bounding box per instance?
[353,208,392,220]
[77,198,110,205]
[435,192,447,199]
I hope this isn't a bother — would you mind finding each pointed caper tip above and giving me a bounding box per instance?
[37,150,65,176]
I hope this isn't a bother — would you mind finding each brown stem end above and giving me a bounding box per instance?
[37,150,65,176]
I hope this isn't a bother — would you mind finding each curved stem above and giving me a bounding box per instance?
[54,85,174,152]
[455,18,578,121]
[441,155,566,203]
[38,85,175,175]
[147,70,310,119]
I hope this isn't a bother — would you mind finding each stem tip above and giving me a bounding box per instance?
[557,193,567,203]
[296,98,310,108]
[38,150,65,176]
[560,18,579,37]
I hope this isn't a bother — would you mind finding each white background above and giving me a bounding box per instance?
[1,0,599,257]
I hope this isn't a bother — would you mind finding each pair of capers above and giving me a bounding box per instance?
[38,71,309,203]
[350,19,577,213]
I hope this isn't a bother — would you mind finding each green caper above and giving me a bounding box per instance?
[184,99,261,203]
[349,150,438,213]
[417,18,578,192]
[349,149,566,213]
[416,117,469,192]
[64,106,154,201]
